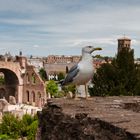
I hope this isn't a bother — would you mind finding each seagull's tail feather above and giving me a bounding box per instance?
[57,79,65,86]
[57,79,69,86]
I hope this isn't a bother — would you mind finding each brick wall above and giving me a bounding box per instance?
[23,65,46,107]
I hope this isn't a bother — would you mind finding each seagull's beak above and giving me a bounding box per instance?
[90,47,102,53]
[93,47,102,51]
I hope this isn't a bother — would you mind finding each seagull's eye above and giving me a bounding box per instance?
[88,46,92,48]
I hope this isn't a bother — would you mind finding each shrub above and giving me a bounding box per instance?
[0,113,38,140]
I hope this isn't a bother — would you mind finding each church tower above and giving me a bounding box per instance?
[118,37,131,52]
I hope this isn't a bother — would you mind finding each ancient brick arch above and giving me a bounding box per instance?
[0,61,23,103]
[0,68,19,101]
[0,58,46,107]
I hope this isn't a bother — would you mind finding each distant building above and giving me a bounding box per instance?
[44,63,77,80]
[118,37,131,52]
[27,57,44,72]
[44,55,81,80]
[45,55,81,64]
[93,58,107,72]
[135,59,140,65]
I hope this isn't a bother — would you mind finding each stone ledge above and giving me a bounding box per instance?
[38,97,140,140]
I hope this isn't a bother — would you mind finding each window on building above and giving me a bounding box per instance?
[32,91,35,102]
[31,73,36,84]
[26,90,29,102]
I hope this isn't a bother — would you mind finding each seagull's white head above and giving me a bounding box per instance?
[82,46,102,54]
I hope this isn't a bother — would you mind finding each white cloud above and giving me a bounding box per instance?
[0,18,36,26]
[0,0,140,57]
[72,38,116,47]
[132,39,140,46]
[33,45,40,48]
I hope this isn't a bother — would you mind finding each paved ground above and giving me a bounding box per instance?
[50,96,140,138]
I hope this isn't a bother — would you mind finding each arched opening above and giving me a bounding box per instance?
[32,91,35,102]
[31,73,36,84]
[26,90,30,102]
[37,92,42,107]
[0,68,19,101]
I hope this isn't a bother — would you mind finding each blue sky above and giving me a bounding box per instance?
[0,0,140,57]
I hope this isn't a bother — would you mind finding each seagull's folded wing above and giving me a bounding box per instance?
[62,64,79,85]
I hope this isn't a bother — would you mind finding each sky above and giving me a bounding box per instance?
[0,0,140,58]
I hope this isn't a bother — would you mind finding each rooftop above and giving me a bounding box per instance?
[118,36,131,41]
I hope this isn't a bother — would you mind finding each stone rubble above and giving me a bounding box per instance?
[0,98,41,120]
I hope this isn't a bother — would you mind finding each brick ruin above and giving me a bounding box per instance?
[0,54,47,107]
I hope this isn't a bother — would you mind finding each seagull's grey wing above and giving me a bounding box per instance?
[68,64,78,73]
[62,64,79,85]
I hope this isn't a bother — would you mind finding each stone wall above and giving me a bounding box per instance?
[46,55,81,64]
[44,63,76,75]
[38,98,140,140]
[23,65,46,107]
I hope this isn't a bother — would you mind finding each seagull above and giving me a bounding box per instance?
[61,46,102,98]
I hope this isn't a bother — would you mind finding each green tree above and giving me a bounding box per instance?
[62,84,76,98]
[0,113,38,139]
[27,120,38,140]
[90,63,119,96]
[0,134,10,140]
[115,48,138,95]
[90,47,138,96]
[0,113,23,139]
[134,64,140,95]
[57,72,65,81]
[39,68,47,81]
[46,80,58,97]
[22,114,35,126]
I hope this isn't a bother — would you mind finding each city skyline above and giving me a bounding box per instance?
[0,0,140,58]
